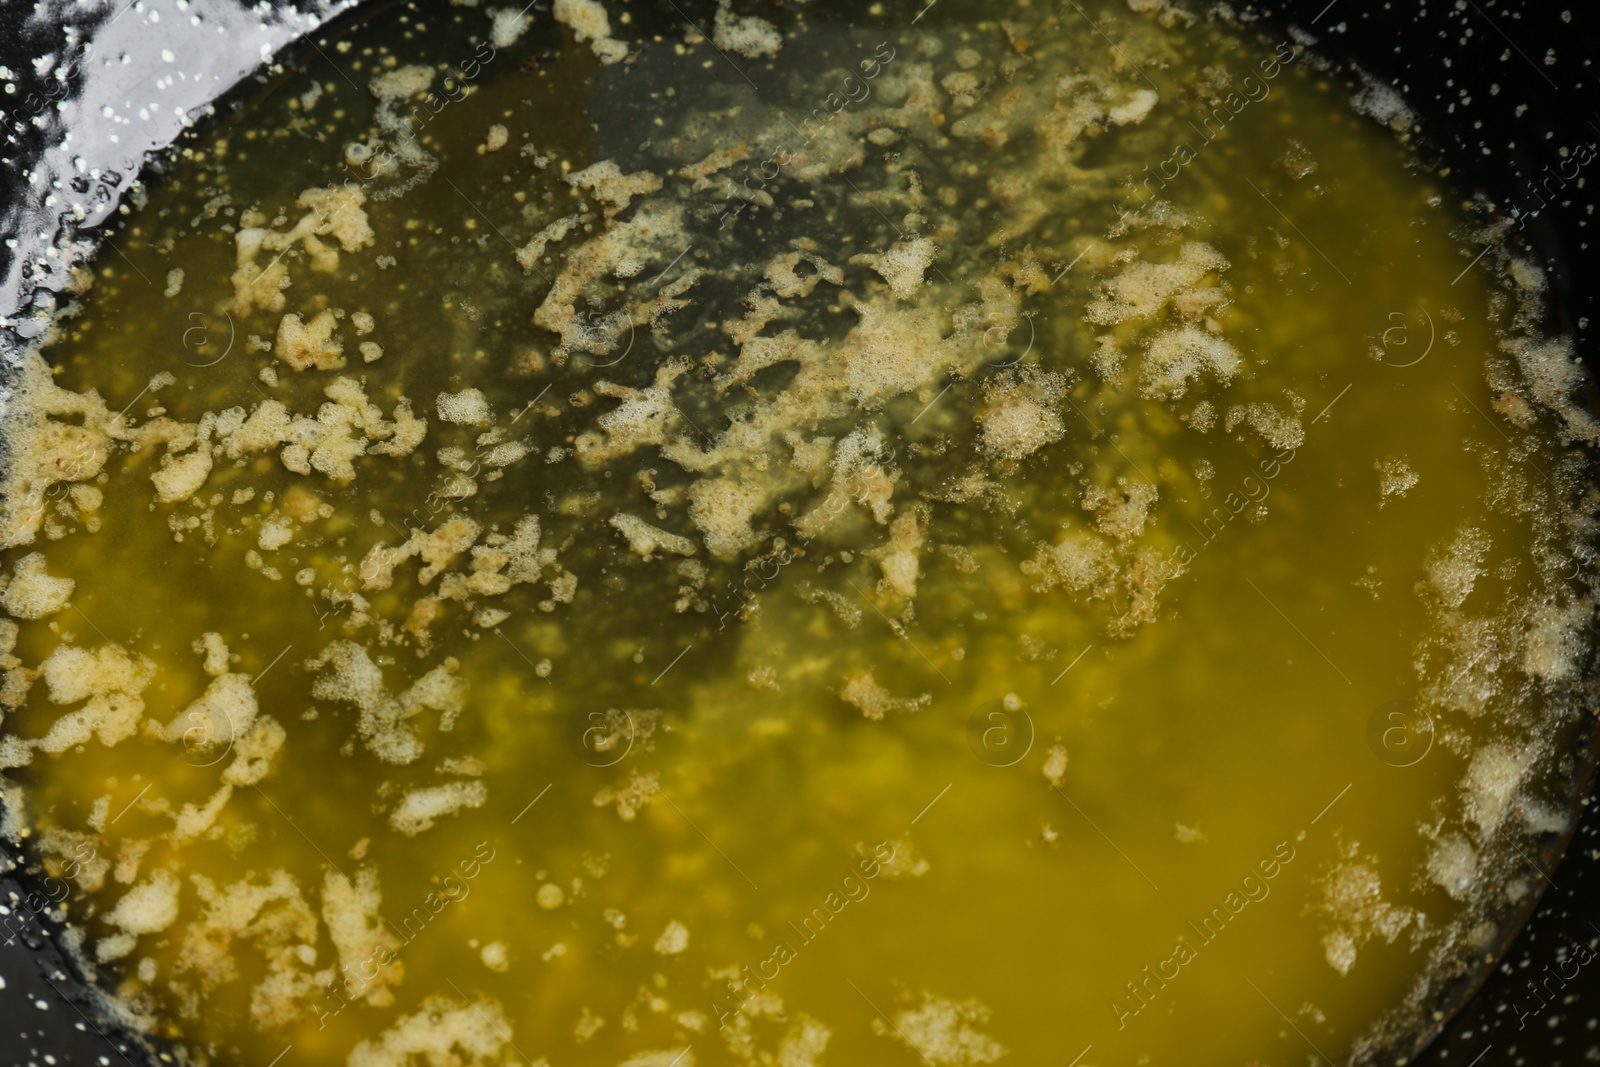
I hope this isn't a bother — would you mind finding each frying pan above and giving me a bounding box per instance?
[1,1,1597,1064]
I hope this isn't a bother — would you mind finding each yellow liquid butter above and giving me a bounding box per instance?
[1,2,1596,1066]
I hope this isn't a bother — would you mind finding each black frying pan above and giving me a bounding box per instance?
[2,2,1597,1064]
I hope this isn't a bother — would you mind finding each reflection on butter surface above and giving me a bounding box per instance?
[0,2,1595,1066]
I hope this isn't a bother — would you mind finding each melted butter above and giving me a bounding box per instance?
[1,2,1596,1066]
